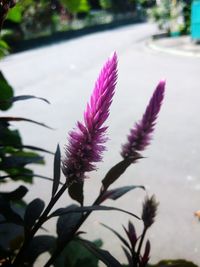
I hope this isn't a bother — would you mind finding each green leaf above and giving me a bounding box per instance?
[68,181,84,206]
[6,5,22,23]
[0,126,22,146]
[77,238,122,267]
[0,71,14,111]
[2,167,34,183]
[0,151,44,169]
[53,239,102,267]
[24,198,45,230]
[61,0,90,14]
[0,40,9,58]
[149,259,198,267]
[52,145,61,197]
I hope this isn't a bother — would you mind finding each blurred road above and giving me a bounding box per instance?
[1,22,200,266]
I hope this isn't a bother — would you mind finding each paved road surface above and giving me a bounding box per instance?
[1,23,200,266]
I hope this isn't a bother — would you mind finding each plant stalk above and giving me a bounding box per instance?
[12,182,68,266]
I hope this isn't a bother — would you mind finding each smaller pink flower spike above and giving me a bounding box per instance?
[121,80,166,160]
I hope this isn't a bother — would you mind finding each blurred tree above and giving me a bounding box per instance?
[60,0,90,18]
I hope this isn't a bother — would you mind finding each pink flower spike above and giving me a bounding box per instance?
[121,80,165,160]
[62,52,118,181]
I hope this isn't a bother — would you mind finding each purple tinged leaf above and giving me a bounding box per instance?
[141,240,151,266]
[99,185,145,203]
[68,181,84,205]
[49,205,140,220]
[12,95,50,104]
[122,246,133,266]
[0,116,53,129]
[121,80,165,160]
[24,198,45,230]
[101,223,132,251]
[62,53,118,184]
[52,144,61,197]
[101,159,132,191]
[128,221,137,247]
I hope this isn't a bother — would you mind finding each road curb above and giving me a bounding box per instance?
[147,39,200,58]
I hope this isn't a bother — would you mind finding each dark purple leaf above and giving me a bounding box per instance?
[0,116,53,129]
[101,159,132,191]
[0,185,28,201]
[78,238,122,267]
[122,246,133,266]
[101,223,131,251]
[52,144,61,197]
[141,240,150,266]
[99,185,145,203]
[56,204,82,244]
[68,181,84,206]
[24,198,45,230]
[123,221,137,251]
[12,95,50,104]
[0,173,64,185]
[24,235,56,265]
[49,205,140,220]
[0,196,23,225]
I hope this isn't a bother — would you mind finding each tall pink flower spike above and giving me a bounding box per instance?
[62,52,118,181]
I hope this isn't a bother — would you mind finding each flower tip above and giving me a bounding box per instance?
[110,51,118,61]
[158,79,166,90]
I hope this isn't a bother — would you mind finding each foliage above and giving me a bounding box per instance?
[0,50,165,266]
[150,0,191,34]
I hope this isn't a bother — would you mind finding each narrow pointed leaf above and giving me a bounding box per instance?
[141,240,150,266]
[99,185,145,203]
[24,198,45,230]
[101,223,131,251]
[68,181,84,205]
[12,95,50,104]
[101,159,133,191]
[49,205,140,220]
[52,144,61,197]
[0,185,28,201]
[0,144,54,155]
[126,221,137,250]
[122,246,133,266]
[0,117,53,129]
[78,238,122,267]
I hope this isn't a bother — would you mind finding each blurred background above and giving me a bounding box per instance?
[1,0,200,267]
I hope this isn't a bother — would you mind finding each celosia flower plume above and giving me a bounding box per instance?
[121,80,165,160]
[62,52,118,181]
